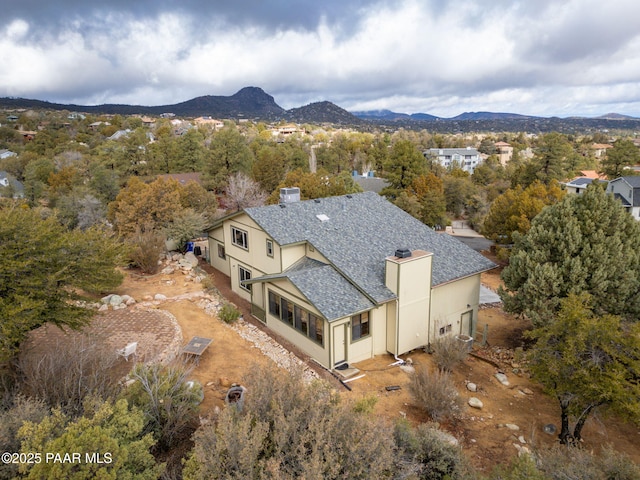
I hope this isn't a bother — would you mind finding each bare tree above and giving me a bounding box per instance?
[224,172,267,212]
[18,336,122,417]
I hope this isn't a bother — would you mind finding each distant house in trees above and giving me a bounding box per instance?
[607,176,640,220]
[0,149,17,160]
[424,147,482,174]
[592,143,613,158]
[562,176,605,194]
[494,141,513,166]
[0,171,24,198]
[194,116,224,130]
[205,190,495,370]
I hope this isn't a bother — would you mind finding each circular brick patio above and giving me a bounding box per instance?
[22,308,183,365]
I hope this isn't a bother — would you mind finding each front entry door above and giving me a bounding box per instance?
[332,324,346,366]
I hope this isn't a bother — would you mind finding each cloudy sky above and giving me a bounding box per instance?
[3,0,640,118]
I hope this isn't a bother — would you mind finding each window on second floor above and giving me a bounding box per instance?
[231,226,248,250]
[266,239,274,257]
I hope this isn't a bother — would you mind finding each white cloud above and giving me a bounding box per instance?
[1,0,640,117]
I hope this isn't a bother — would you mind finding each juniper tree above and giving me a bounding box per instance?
[0,205,124,362]
[499,184,640,327]
[526,294,640,444]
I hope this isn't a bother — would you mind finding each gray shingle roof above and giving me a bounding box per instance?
[566,177,594,187]
[244,192,495,305]
[246,257,375,321]
[620,176,640,188]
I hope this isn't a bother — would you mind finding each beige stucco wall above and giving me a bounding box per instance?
[207,226,230,276]
[224,214,281,275]
[429,273,481,343]
[281,244,306,270]
[385,251,432,355]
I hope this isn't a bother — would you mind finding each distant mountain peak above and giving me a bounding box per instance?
[286,101,365,125]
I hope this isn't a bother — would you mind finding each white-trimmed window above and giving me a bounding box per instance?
[217,244,226,259]
[266,239,274,257]
[231,226,248,250]
[268,290,323,346]
[239,266,251,292]
[351,312,370,341]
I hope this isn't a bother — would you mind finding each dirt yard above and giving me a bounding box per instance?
[111,262,640,473]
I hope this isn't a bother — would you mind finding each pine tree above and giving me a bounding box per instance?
[500,184,640,327]
[599,138,640,179]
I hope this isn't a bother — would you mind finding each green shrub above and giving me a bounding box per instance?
[394,419,473,480]
[126,363,202,451]
[219,303,240,324]
[353,394,378,414]
[125,226,165,274]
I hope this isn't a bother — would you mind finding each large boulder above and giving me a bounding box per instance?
[183,251,199,267]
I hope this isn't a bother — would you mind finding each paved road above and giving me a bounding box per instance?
[453,235,494,252]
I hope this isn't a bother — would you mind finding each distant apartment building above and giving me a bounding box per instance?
[424,147,482,174]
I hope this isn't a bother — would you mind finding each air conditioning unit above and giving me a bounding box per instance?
[280,187,301,203]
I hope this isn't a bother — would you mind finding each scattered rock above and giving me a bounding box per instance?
[505,423,520,431]
[466,382,478,392]
[399,364,415,374]
[495,372,510,386]
[513,444,531,455]
[433,429,459,446]
[518,435,526,444]
[468,397,483,409]
[154,293,168,301]
[101,294,113,304]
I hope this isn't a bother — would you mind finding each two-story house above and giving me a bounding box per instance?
[607,176,640,220]
[424,147,482,174]
[494,142,513,166]
[206,190,495,370]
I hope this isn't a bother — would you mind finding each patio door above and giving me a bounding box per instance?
[332,324,346,367]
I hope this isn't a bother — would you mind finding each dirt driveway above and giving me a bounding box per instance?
[112,261,640,473]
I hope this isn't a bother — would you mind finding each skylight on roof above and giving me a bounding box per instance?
[316,214,329,222]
